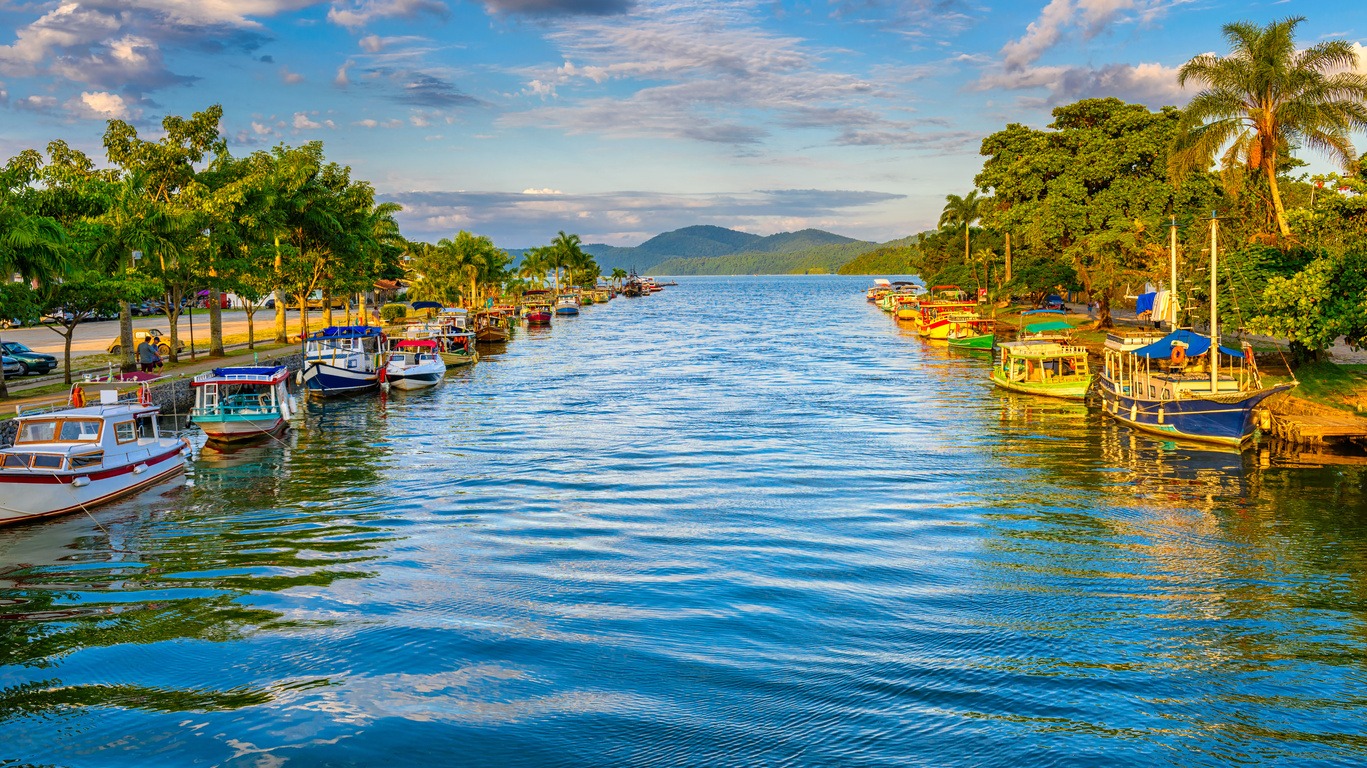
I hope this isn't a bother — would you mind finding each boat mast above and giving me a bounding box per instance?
[1169,217,1179,330]
[1209,213,1218,392]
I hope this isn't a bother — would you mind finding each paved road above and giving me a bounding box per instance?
[0,309,301,360]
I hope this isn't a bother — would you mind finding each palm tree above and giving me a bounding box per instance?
[939,191,984,268]
[519,247,549,288]
[610,267,627,290]
[1171,17,1367,237]
[548,231,583,292]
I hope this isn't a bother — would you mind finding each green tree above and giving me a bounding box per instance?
[41,272,157,383]
[1171,17,1367,237]
[939,191,985,270]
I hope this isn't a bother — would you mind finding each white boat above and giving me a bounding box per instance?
[0,382,190,525]
[385,340,445,390]
[302,326,386,397]
[555,294,581,316]
[190,366,295,443]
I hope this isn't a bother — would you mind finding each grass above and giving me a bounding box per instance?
[1266,362,1367,413]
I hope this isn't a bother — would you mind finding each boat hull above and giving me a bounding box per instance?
[476,328,510,343]
[948,334,994,350]
[1098,379,1294,447]
[387,365,444,390]
[555,306,579,316]
[0,445,186,525]
[991,369,1093,400]
[196,415,286,443]
[303,361,379,397]
[439,351,478,368]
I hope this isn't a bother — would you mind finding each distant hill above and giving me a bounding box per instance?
[649,240,879,276]
[836,236,920,275]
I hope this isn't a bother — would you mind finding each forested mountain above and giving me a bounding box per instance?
[570,226,869,273]
[649,240,880,275]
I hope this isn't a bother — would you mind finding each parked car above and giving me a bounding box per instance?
[0,318,23,329]
[43,309,74,324]
[131,302,156,317]
[1,355,20,377]
[0,341,57,375]
[105,329,184,357]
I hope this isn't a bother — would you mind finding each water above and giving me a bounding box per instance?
[2,276,1366,767]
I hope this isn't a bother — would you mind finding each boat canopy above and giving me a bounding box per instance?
[308,326,383,340]
[1022,308,1065,315]
[410,301,442,310]
[395,339,437,350]
[873,278,891,286]
[1131,329,1243,359]
[193,366,289,386]
[1025,320,1073,333]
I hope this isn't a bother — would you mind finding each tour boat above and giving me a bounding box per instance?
[991,339,1093,399]
[1098,216,1295,447]
[555,294,581,316]
[473,310,511,343]
[190,366,295,443]
[385,340,445,390]
[406,321,477,368]
[0,382,190,525]
[524,303,553,326]
[947,318,996,350]
[302,326,386,397]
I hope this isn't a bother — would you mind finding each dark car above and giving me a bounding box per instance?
[0,341,58,375]
[1,355,20,377]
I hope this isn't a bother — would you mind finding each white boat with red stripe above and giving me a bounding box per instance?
[0,381,190,525]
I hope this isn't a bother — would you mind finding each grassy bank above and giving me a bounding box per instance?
[1266,362,1367,413]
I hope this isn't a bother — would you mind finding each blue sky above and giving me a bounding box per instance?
[1,0,1363,247]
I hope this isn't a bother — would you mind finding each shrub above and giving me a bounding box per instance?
[380,303,408,323]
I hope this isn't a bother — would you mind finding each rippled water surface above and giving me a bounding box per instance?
[3,276,1367,767]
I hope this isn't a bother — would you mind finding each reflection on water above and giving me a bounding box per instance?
[2,276,1366,767]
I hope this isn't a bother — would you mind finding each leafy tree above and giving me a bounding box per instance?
[939,191,986,270]
[41,272,157,383]
[1171,17,1367,237]
[610,267,628,290]
[0,284,41,398]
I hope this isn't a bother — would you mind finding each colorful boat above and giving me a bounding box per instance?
[473,309,511,343]
[385,339,445,390]
[947,318,996,349]
[190,366,294,443]
[991,339,1093,399]
[555,294,581,316]
[302,326,386,397]
[0,382,189,525]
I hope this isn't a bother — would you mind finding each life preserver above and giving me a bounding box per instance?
[70,384,85,408]
[138,384,152,407]
[1171,345,1186,366]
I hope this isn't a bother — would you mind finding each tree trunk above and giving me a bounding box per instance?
[165,294,182,365]
[63,327,74,385]
[0,333,7,399]
[298,295,310,341]
[964,225,970,266]
[209,287,224,356]
[245,305,256,350]
[1265,154,1291,238]
[119,300,135,372]
[274,290,288,343]
[1004,232,1012,285]
[1098,292,1113,329]
[323,286,334,328]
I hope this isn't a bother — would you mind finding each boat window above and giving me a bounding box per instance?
[137,415,158,438]
[114,421,136,443]
[30,454,63,469]
[17,420,56,443]
[2,453,31,469]
[59,420,102,442]
[70,453,103,469]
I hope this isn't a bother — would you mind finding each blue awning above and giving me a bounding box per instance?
[411,301,442,310]
[1132,329,1243,359]
[308,326,383,339]
[1135,292,1156,315]
[211,366,286,377]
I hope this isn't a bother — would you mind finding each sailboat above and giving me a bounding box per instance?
[1098,214,1294,447]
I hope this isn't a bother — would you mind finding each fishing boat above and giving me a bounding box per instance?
[555,293,581,316]
[302,326,386,397]
[408,310,478,367]
[947,318,996,350]
[524,302,552,326]
[991,339,1093,399]
[866,278,891,302]
[385,340,445,390]
[0,382,190,525]
[190,366,294,443]
[1020,319,1075,341]
[921,310,980,340]
[473,310,510,343]
[1098,216,1295,447]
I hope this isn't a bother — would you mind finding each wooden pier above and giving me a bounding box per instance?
[1263,396,1367,448]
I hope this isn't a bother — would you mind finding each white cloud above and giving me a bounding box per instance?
[280,66,305,84]
[251,121,275,135]
[522,188,563,194]
[327,0,447,29]
[293,111,321,129]
[68,90,131,119]
[1001,0,1074,70]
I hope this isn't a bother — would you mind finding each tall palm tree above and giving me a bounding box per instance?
[939,191,984,268]
[1171,17,1367,237]
[610,267,627,290]
[549,231,583,292]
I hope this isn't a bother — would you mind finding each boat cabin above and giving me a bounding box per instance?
[1103,329,1253,401]
[999,340,1090,385]
[3,390,167,475]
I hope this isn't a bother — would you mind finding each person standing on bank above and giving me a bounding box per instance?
[137,337,162,373]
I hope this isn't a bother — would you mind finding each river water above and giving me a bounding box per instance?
[2,276,1365,767]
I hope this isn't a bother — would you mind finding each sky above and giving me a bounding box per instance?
[0,0,1364,248]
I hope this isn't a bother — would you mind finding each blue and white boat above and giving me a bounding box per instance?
[302,326,386,397]
[191,366,295,443]
[1098,215,1294,448]
[555,294,580,316]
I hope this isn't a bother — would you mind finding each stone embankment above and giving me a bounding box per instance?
[0,352,304,448]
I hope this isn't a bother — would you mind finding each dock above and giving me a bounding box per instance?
[1264,396,1367,447]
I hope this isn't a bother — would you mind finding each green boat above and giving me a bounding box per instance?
[948,333,994,350]
[990,339,1093,399]
[947,318,996,350]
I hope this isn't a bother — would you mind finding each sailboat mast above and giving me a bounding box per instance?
[1209,213,1219,392]
[1169,217,1179,330]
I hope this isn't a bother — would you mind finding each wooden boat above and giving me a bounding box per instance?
[1098,216,1295,447]
[555,294,581,316]
[947,318,996,350]
[1020,319,1074,341]
[385,340,445,390]
[302,326,385,397]
[991,340,1093,399]
[191,366,294,443]
[0,382,189,525]
[524,303,552,326]
[473,310,510,343]
[921,310,979,340]
[407,311,478,368]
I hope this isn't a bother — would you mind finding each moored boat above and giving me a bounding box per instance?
[302,326,386,397]
[555,294,581,316]
[385,340,445,390]
[947,318,996,350]
[991,339,1093,399]
[191,366,294,443]
[0,382,190,525]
